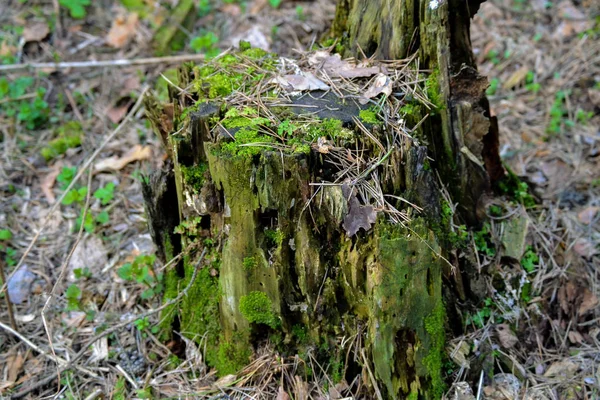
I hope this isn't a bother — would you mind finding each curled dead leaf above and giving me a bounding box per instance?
[106,13,139,48]
[496,323,518,349]
[578,206,599,225]
[94,145,152,172]
[361,73,392,104]
[23,21,50,42]
[578,288,599,315]
[40,162,62,203]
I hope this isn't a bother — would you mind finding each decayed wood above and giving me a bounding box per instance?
[143,1,502,398]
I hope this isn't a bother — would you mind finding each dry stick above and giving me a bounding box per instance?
[11,248,207,399]
[41,167,94,394]
[0,54,207,72]
[0,258,17,331]
[0,86,149,297]
[0,321,99,379]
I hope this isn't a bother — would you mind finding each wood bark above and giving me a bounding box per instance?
[144,1,502,398]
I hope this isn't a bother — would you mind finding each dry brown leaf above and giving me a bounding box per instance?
[0,41,16,57]
[40,162,62,204]
[106,13,139,48]
[578,206,599,225]
[568,330,584,344]
[274,73,329,91]
[308,51,380,79]
[23,21,50,42]
[543,360,578,378]
[67,235,108,280]
[503,66,529,90]
[106,104,130,124]
[94,145,152,172]
[496,323,518,349]
[361,73,392,103]
[277,386,290,400]
[214,374,236,387]
[5,352,25,384]
[573,238,598,258]
[578,288,599,315]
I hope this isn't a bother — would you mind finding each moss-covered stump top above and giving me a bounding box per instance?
[146,45,458,399]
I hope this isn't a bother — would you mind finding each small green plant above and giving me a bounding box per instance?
[359,107,381,124]
[547,90,569,135]
[465,297,494,328]
[485,49,501,65]
[134,316,151,331]
[473,223,496,258]
[575,109,594,124]
[277,119,298,137]
[174,216,203,237]
[269,0,282,8]
[65,283,82,311]
[62,187,88,205]
[93,182,116,205]
[0,229,17,267]
[59,0,91,18]
[190,32,219,58]
[520,246,539,274]
[524,71,540,93]
[73,267,92,280]
[0,76,49,129]
[40,122,83,161]
[117,254,163,300]
[113,376,127,400]
[296,6,305,20]
[486,78,500,95]
[57,166,77,189]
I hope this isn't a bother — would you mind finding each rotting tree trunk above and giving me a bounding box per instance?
[143,1,502,399]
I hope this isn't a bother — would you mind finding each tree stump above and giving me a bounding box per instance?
[144,1,501,398]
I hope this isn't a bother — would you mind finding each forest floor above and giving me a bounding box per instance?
[0,0,598,399]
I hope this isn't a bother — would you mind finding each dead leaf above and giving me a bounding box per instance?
[94,145,152,172]
[106,13,139,48]
[91,337,109,362]
[308,51,381,79]
[568,330,584,344]
[277,386,290,400]
[496,324,518,349]
[67,236,108,280]
[23,21,50,42]
[502,66,529,90]
[578,206,599,225]
[341,184,377,237]
[361,73,392,104]
[274,73,330,91]
[175,332,204,369]
[448,341,471,369]
[578,289,599,315]
[230,25,270,51]
[214,374,237,387]
[543,360,578,378]
[106,104,130,124]
[573,238,598,258]
[40,162,62,203]
[0,41,16,57]
[61,311,87,328]
[5,352,25,384]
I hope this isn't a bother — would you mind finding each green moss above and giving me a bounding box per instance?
[242,256,257,271]
[239,40,251,51]
[264,229,284,247]
[222,107,270,129]
[180,163,207,190]
[241,47,268,59]
[425,69,445,112]
[423,300,446,399]
[216,336,252,376]
[292,324,309,344]
[306,118,353,143]
[400,103,419,116]
[217,54,239,67]
[359,108,381,125]
[220,128,275,158]
[239,291,279,328]
[40,121,83,161]
[193,65,245,99]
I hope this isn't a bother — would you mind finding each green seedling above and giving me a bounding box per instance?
[59,0,90,18]
[118,254,163,300]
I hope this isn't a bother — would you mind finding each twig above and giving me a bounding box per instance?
[0,320,99,379]
[0,54,208,72]
[11,248,207,399]
[0,258,17,332]
[0,86,149,297]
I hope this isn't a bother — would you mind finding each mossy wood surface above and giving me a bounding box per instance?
[144,1,500,398]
